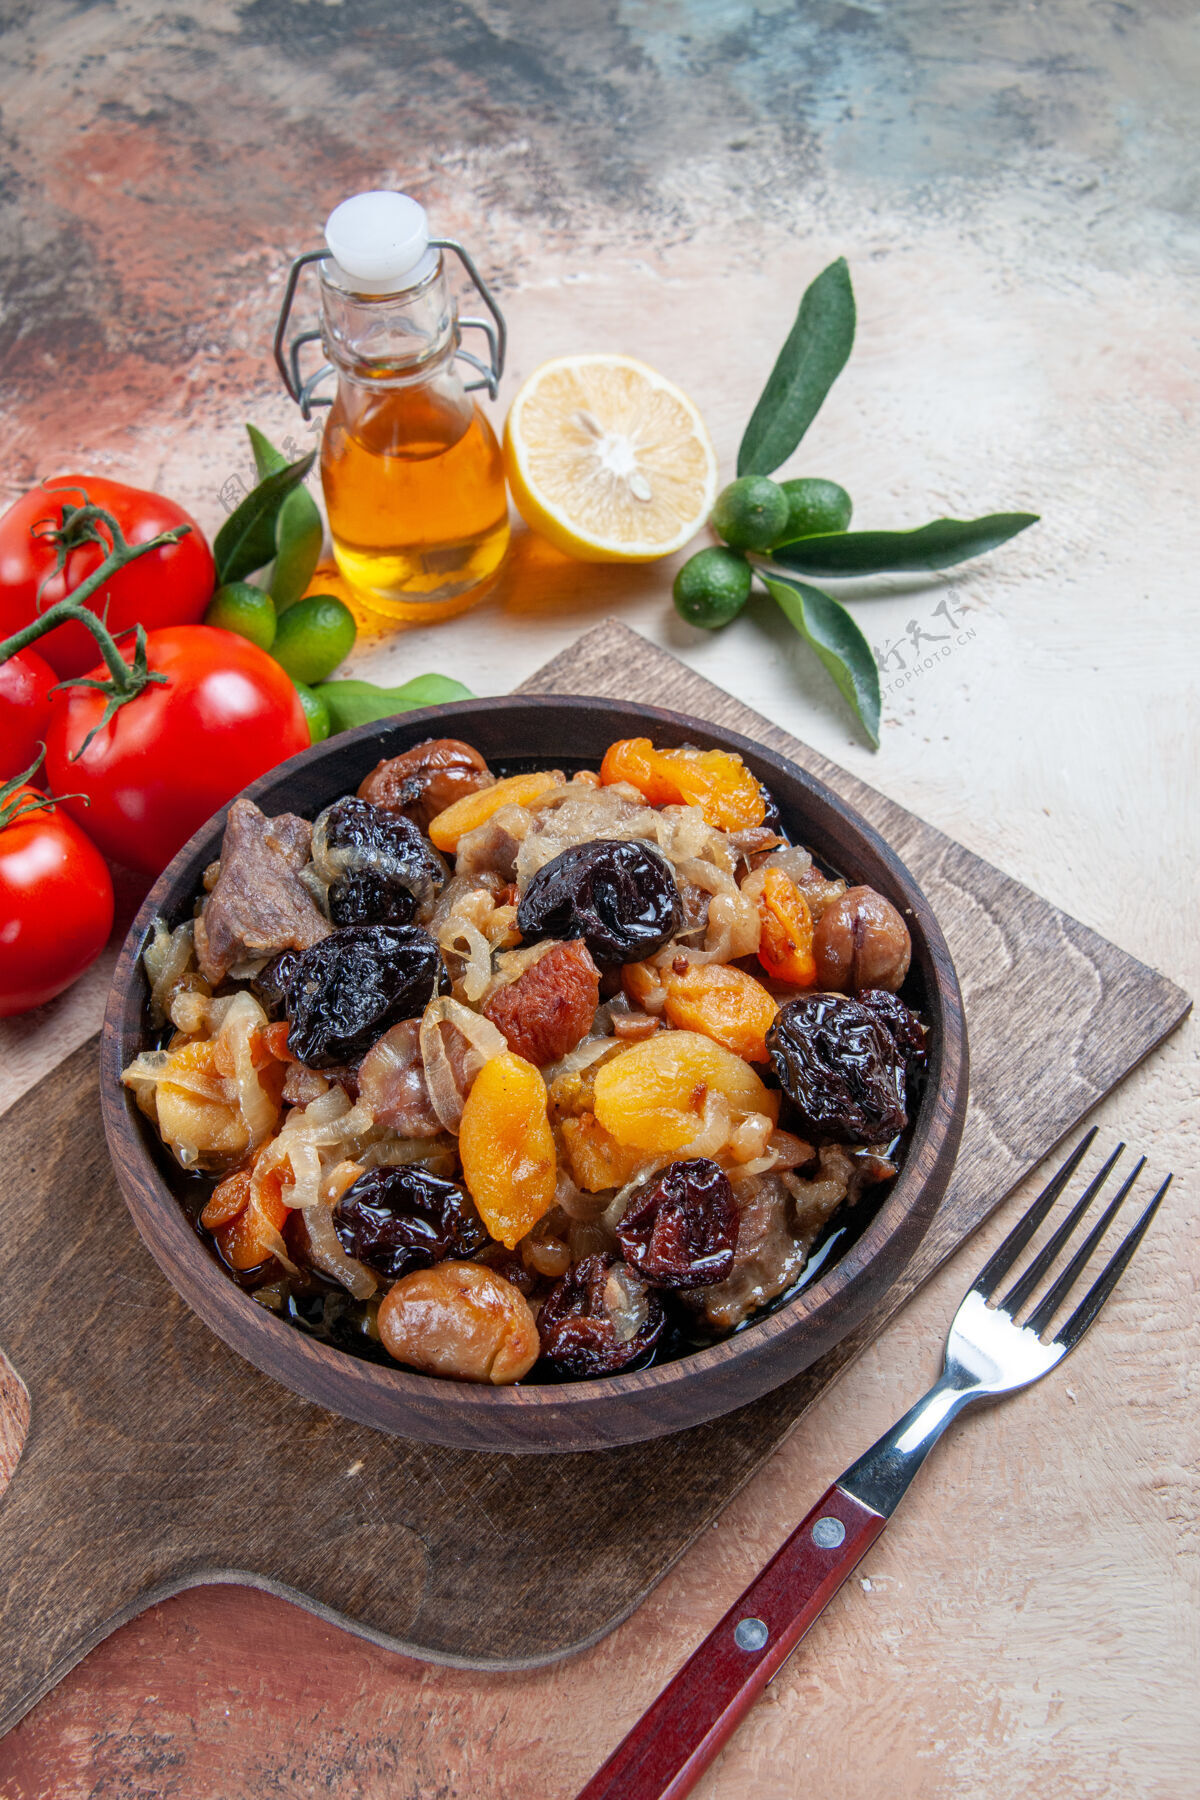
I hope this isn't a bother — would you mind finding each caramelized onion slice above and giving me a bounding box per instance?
[418,996,508,1133]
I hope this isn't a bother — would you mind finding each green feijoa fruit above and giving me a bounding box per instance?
[673,547,753,629]
[292,679,332,744]
[204,581,277,651]
[711,476,790,551]
[777,478,853,543]
[271,593,357,684]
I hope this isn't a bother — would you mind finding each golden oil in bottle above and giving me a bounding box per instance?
[314,192,510,623]
[321,383,508,621]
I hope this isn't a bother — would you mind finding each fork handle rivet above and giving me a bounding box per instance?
[734,1617,769,1652]
[812,1516,846,1549]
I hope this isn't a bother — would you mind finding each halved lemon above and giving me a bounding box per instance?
[503,354,719,563]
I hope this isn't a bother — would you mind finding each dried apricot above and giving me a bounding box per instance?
[211,1162,289,1271]
[258,1020,296,1063]
[458,1050,557,1248]
[546,1044,623,1124]
[428,770,562,853]
[661,962,778,1063]
[592,1030,778,1154]
[755,867,817,987]
[560,1112,647,1192]
[156,1038,255,1167]
[598,738,766,832]
[482,938,600,1066]
[622,959,666,1013]
[200,1163,253,1230]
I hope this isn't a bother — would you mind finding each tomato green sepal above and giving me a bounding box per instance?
[29,490,190,593]
[0,505,193,755]
[0,749,89,833]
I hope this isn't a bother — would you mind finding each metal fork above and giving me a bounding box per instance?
[576,1130,1173,1800]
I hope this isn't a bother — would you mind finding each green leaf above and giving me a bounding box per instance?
[271,487,324,611]
[314,674,474,735]
[246,423,289,480]
[737,258,856,478]
[769,512,1039,577]
[760,572,881,748]
[213,450,316,585]
[244,424,324,609]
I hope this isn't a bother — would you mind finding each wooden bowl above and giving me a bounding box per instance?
[101,696,968,1454]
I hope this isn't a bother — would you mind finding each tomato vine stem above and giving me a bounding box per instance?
[0,502,194,754]
[0,748,90,832]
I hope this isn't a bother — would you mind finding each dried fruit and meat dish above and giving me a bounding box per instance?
[122,734,929,1387]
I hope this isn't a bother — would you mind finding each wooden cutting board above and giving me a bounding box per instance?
[0,622,1188,1740]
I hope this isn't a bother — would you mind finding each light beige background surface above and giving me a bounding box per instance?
[0,0,1197,1792]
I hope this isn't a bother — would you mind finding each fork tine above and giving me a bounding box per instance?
[998,1142,1126,1317]
[1025,1157,1145,1336]
[1054,1174,1172,1351]
[971,1127,1098,1301]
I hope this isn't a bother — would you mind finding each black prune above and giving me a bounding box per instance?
[333,1165,487,1281]
[537,1254,664,1377]
[328,869,416,928]
[766,992,909,1144]
[251,949,298,1020]
[311,796,445,927]
[285,924,444,1067]
[516,838,682,965]
[615,1158,738,1288]
[856,989,927,1069]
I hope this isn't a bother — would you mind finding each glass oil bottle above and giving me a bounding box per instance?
[274,191,509,623]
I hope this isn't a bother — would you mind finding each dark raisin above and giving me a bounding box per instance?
[759,782,782,834]
[285,924,444,1067]
[537,1254,664,1376]
[766,992,909,1144]
[251,949,298,1020]
[311,796,446,926]
[333,1165,487,1281]
[517,838,682,965]
[615,1158,739,1288]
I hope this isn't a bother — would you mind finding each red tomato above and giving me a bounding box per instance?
[0,789,114,1017]
[0,475,216,679]
[44,625,309,874]
[0,647,56,780]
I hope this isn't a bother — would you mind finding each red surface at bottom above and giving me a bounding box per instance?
[576,1484,888,1800]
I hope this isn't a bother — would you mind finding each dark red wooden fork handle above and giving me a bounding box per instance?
[576,1484,887,1800]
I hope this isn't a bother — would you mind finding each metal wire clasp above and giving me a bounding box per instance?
[272,239,507,419]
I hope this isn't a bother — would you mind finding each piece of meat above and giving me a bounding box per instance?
[357,738,493,831]
[726,826,785,858]
[687,1172,810,1330]
[357,1020,443,1137]
[454,807,529,880]
[482,939,600,1067]
[194,799,331,985]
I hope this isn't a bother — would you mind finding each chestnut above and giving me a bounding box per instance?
[378,1261,540,1384]
[813,885,911,993]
